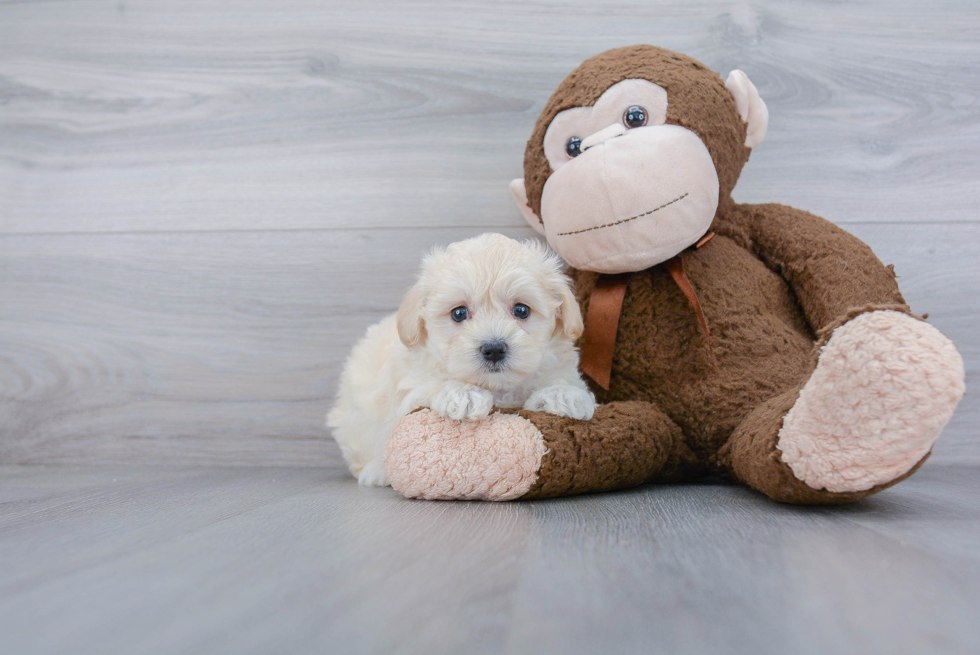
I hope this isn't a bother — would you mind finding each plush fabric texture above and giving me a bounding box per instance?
[539,123,721,273]
[777,310,965,492]
[384,45,965,505]
[543,206,897,474]
[385,410,546,501]
[514,202,948,503]
[724,70,768,148]
[519,401,694,498]
[523,45,748,220]
[716,383,930,505]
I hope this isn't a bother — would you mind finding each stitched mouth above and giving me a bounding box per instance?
[556,192,689,237]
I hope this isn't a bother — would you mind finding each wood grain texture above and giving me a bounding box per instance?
[0,227,534,465]
[2,3,978,652]
[0,223,976,465]
[1,464,979,654]
[0,0,978,467]
[1,0,979,234]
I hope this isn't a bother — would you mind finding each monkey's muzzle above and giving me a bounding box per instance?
[540,124,720,274]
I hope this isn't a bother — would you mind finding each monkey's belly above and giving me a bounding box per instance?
[601,237,816,457]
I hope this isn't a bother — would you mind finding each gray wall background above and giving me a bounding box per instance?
[2,0,977,467]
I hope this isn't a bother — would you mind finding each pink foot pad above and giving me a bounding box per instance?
[384,410,547,501]
[778,311,965,493]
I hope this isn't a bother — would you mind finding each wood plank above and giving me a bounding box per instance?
[0,466,332,595]
[0,226,534,466]
[1,4,977,653]
[0,223,976,466]
[1,464,978,654]
[1,1,979,234]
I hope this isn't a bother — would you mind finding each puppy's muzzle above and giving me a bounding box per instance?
[480,340,508,365]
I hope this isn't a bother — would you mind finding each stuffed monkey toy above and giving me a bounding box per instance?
[383,45,965,503]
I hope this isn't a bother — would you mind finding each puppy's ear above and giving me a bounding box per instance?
[553,276,584,341]
[396,283,427,347]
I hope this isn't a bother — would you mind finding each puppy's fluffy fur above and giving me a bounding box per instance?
[327,233,597,486]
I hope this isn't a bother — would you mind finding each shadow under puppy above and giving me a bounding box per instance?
[328,232,596,486]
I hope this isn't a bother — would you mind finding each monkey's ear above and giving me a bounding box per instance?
[725,70,769,149]
[510,178,546,236]
[396,282,427,347]
[553,278,584,341]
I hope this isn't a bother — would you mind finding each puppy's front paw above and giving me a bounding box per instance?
[431,380,494,421]
[357,460,390,487]
[524,385,597,420]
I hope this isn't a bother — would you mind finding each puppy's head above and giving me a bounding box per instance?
[396,233,582,390]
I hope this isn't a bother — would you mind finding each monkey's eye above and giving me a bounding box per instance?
[623,105,647,128]
[565,137,582,158]
[512,303,530,320]
[451,306,469,323]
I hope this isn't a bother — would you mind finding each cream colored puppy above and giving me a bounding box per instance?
[327,233,597,487]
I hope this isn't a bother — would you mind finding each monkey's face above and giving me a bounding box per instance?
[538,79,719,274]
[511,47,768,275]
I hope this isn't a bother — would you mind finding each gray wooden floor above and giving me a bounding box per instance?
[2,463,980,655]
[2,1,979,653]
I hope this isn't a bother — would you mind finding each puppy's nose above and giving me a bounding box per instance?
[480,340,508,363]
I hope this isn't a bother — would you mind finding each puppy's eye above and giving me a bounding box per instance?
[623,105,647,128]
[451,306,469,323]
[512,303,530,320]
[565,137,582,158]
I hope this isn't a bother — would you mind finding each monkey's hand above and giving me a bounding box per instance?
[431,380,494,421]
[524,385,597,420]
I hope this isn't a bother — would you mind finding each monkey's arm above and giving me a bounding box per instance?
[717,203,963,503]
[722,202,910,334]
[384,401,696,500]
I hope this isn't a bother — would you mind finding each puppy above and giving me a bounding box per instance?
[327,232,597,487]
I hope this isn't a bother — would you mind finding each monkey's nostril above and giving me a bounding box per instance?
[581,123,627,152]
[480,340,508,363]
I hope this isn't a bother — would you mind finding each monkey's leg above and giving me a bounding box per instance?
[384,401,690,501]
[720,310,964,504]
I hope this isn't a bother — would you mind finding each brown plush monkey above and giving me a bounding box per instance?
[383,46,965,503]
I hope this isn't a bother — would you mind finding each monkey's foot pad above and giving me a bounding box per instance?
[385,410,546,500]
[778,310,965,493]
